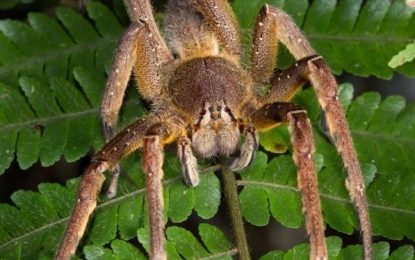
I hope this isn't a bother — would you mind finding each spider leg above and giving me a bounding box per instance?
[143,136,166,260]
[250,5,279,84]
[251,5,371,259]
[100,23,140,198]
[193,0,241,59]
[258,55,318,105]
[55,161,108,260]
[56,114,184,260]
[101,18,173,197]
[308,57,372,259]
[250,103,327,260]
[123,0,171,62]
[177,136,200,187]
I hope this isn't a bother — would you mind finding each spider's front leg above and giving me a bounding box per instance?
[250,103,327,259]
[250,5,371,259]
[100,23,140,198]
[193,0,241,59]
[101,14,173,197]
[56,114,184,260]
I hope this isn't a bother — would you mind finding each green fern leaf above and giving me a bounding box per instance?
[260,237,414,260]
[244,84,415,240]
[0,64,146,173]
[2,81,415,257]
[0,75,98,172]
[0,153,221,259]
[166,225,235,259]
[1,1,415,174]
[0,2,121,87]
[232,0,415,78]
[0,0,33,10]
[117,224,236,260]
[389,40,415,68]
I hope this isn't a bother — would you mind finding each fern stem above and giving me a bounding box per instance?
[221,164,250,260]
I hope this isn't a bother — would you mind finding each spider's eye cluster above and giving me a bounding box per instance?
[191,102,240,158]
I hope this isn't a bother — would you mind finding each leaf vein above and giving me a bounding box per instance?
[237,180,415,216]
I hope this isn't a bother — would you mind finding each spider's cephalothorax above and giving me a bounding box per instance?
[56,1,372,260]
[167,56,249,158]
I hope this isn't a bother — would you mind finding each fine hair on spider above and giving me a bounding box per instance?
[56,1,372,259]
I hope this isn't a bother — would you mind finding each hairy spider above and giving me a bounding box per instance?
[56,0,372,259]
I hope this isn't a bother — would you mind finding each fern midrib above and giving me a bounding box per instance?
[0,107,97,131]
[239,180,415,216]
[0,165,221,251]
[0,99,140,132]
[240,28,414,44]
[198,248,238,259]
[1,167,413,251]
[306,33,413,44]
[0,35,117,79]
[351,130,415,145]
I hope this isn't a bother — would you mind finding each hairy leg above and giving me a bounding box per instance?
[289,110,327,260]
[308,58,371,260]
[143,136,166,260]
[101,18,173,197]
[56,119,148,259]
[123,0,171,61]
[250,102,327,260]
[55,161,108,260]
[257,55,318,106]
[193,0,241,59]
[101,23,140,140]
[250,5,371,259]
[250,5,279,84]
[56,113,183,259]
[101,19,172,132]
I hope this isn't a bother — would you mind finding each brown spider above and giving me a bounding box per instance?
[56,0,372,259]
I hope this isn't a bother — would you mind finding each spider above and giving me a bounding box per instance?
[56,0,372,259]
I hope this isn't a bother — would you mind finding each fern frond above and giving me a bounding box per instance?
[1,83,415,257]
[232,0,415,78]
[0,73,99,172]
[0,2,121,87]
[251,84,415,240]
[0,0,413,84]
[260,237,414,259]
[85,224,235,260]
[0,156,221,259]
[0,0,32,10]
[1,1,415,174]
[0,64,146,173]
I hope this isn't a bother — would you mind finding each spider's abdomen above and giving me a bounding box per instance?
[167,56,249,119]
